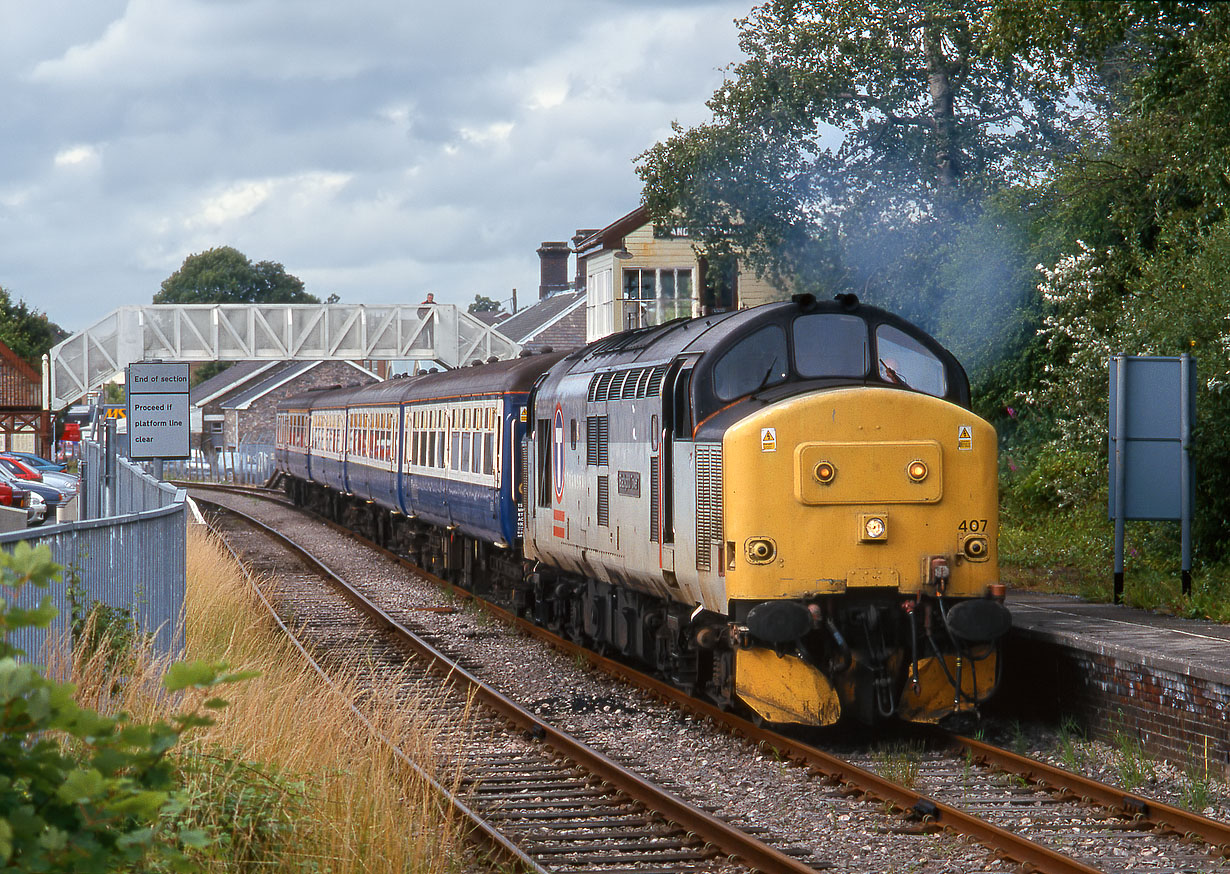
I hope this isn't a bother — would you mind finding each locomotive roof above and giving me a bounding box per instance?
[558,296,957,374]
[549,295,972,414]
[276,350,568,410]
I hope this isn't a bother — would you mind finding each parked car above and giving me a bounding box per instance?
[4,451,67,473]
[0,456,40,481]
[0,479,27,510]
[0,455,79,502]
[25,491,44,525]
[0,466,62,521]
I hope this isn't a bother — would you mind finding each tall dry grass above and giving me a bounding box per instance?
[52,523,474,874]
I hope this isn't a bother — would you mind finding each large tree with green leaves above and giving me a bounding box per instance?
[154,246,318,305]
[637,0,1087,315]
[989,2,1230,555]
[0,287,66,364]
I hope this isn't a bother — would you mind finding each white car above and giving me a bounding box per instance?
[26,491,45,525]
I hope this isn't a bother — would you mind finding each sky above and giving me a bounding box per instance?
[0,0,751,334]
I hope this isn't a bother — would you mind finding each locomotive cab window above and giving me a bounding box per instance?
[712,325,789,402]
[876,324,947,397]
[793,314,868,378]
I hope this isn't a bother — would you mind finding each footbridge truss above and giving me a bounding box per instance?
[46,303,521,412]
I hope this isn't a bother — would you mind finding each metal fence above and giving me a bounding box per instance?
[153,442,274,485]
[4,436,187,663]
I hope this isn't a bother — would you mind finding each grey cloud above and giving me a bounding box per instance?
[0,0,749,328]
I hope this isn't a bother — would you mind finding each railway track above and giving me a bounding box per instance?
[197,493,821,874]
[189,483,1230,873]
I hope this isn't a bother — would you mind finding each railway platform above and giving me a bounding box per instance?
[997,590,1230,779]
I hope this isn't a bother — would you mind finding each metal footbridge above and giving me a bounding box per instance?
[45,303,521,411]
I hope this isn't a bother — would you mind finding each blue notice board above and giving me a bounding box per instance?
[1108,355,1195,521]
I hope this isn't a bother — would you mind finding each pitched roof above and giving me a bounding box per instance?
[0,338,42,408]
[221,360,380,410]
[190,360,280,406]
[498,290,586,349]
[575,204,650,254]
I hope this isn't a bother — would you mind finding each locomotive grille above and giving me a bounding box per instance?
[650,459,660,542]
[587,363,676,403]
[597,475,610,526]
[646,363,670,396]
[586,416,609,466]
[695,443,723,571]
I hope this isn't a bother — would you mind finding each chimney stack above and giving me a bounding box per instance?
[537,241,571,301]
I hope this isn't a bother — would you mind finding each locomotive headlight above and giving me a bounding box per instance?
[961,534,990,561]
[907,460,929,482]
[745,537,777,564]
[860,514,888,542]
[813,460,837,484]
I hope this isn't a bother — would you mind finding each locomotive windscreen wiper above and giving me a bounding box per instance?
[879,358,912,388]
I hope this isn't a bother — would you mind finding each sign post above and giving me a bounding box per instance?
[1108,354,1195,604]
[125,362,190,470]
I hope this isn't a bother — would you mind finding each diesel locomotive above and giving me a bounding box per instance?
[275,294,1010,726]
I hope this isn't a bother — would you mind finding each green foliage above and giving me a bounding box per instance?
[189,361,232,389]
[467,294,504,314]
[637,0,1090,381]
[0,288,67,366]
[170,751,307,873]
[0,541,252,871]
[154,246,319,305]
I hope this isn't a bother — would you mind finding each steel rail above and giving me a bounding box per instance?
[197,500,546,874]
[198,484,1230,871]
[197,495,820,874]
[947,733,1230,854]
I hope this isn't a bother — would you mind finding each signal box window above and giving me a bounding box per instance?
[622,268,693,329]
[876,324,947,397]
[793,314,868,378]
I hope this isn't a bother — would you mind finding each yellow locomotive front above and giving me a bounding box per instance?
[651,295,1008,728]
[722,386,1005,725]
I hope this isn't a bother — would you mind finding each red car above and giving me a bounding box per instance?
[0,480,28,508]
[0,456,41,481]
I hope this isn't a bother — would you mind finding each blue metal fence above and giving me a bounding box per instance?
[3,437,187,663]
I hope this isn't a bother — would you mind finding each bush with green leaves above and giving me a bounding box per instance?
[0,541,253,871]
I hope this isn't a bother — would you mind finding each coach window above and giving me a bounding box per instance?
[875,324,947,397]
[713,325,789,401]
[483,432,495,476]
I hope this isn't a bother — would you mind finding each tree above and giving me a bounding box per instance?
[154,246,318,305]
[0,287,67,365]
[467,294,504,315]
[637,0,1086,302]
[992,2,1230,556]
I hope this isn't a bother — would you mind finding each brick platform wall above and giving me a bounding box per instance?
[994,630,1230,780]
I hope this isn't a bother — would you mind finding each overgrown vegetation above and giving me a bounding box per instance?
[3,528,469,872]
[0,541,250,871]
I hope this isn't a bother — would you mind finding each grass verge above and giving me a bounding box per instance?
[51,523,474,874]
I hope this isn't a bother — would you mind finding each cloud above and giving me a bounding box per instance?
[0,0,749,333]
[53,144,100,168]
